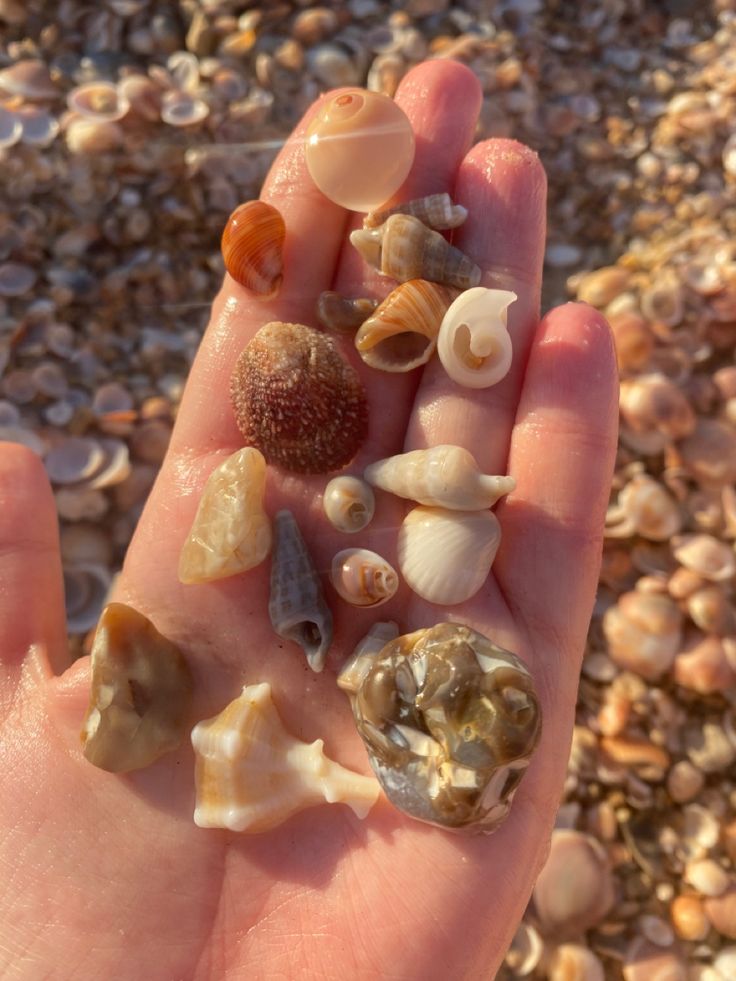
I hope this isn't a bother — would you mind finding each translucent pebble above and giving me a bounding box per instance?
[305,89,415,211]
[0,262,37,298]
[0,107,22,149]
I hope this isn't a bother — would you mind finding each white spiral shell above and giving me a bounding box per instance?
[322,475,375,533]
[437,287,517,388]
[330,548,399,607]
[397,505,501,604]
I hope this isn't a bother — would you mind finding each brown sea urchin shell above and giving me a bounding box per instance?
[230,322,368,473]
[221,200,285,297]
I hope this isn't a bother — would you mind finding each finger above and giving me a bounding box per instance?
[0,443,67,684]
[404,140,547,473]
[494,303,618,666]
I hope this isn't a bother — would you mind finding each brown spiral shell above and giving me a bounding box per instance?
[221,200,285,297]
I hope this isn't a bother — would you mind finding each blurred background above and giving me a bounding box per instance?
[1,1,735,977]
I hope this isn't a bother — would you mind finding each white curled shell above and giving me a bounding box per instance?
[397,505,501,605]
[330,548,399,607]
[437,288,517,388]
[323,475,375,533]
[364,445,515,510]
[363,193,468,230]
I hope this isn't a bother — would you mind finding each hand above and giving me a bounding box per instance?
[0,61,617,980]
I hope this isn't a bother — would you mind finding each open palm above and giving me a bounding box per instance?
[0,62,617,980]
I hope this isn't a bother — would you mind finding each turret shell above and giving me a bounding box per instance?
[330,548,399,607]
[322,475,375,533]
[437,287,517,388]
[363,192,468,230]
[221,200,285,297]
[364,444,515,510]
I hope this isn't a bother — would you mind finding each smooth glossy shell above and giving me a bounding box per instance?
[339,622,541,833]
[350,213,481,290]
[354,279,458,371]
[269,510,333,672]
[191,683,380,832]
[305,89,415,211]
[397,505,502,604]
[178,447,272,584]
[437,288,517,388]
[221,200,285,297]
[230,322,368,474]
[364,192,468,230]
[330,548,398,607]
[80,603,194,773]
[364,445,516,510]
[322,475,375,533]
[317,292,378,333]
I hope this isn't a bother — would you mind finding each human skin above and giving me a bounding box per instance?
[0,61,618,980]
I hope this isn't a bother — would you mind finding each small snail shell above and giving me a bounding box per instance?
[221,200,285,297]
[323,475,375,533]
[363,193,468,231]
[437,287,517,388]
[330,548,398,607]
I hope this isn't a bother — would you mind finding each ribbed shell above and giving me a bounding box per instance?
[397,506,502,605]
[350,213,481,290]
[364,445,516,510]
[322,475,375,533]
[363,193,468,230]
[317,292,378,333]
[437,288,517,388]
[269,510,333,672]
[330,548,399,607]
[230,322,368,474]
[354,279,458,372]
[221,200,285,297]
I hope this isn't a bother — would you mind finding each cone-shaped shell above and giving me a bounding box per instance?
[269,510,333,672]
[317,292,378,333]
[330,548,399,607]
[364,193,468,230]
[80,603,194,773]
[178,447,272,584]
[364,445,516,510]
[323,475,375,533]
[191,683,380,832]
[354,279,458,372]
[397,506,501,604]
[350,213,481,290]
[221,200,285,297]
[437,287,517,388]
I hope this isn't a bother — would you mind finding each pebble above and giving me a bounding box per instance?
[532,830,615,936]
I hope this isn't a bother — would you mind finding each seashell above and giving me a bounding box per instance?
[686,585,736,636]
[0,262,36,297]
[548,945,605,981]
[364,445,515,510]
[88,438,131,490]
[622,938,687,981]
[337,621,400,696]
[674,636,736,695]
[685,859,730,898]
[576,265,631,308]
[0,107,22,149]
[619,374,696,440]
[305,89,415,211]
[322,475,375,533]
[397,505,501,605]
[678,418,736,487]
[65,117,123,155]
[670,895,710,941]
[666,760,705,804]
[17,106,59,147]
[64,563,112,634]
[316,292,378,333]
[437,288,517,388]
[715,949,736,980]
[44,436,105,485]
[80,603,194,773]
[0,60,57,100]
[179,448,272,585]
[340,622,541,833]
[230,322,368,474]
[364,193,468,230]
[604,474,682,541]
[602,591,683,681]
[671,533,736,581]
[533,830,615,936]
[504,922,544,977]
[354,279,458,372]
[67,81,130,122]
[330,548,398,607]
[350,214,481,289]
[191,682,380,832]
[221,200,285,298]
[608,310,655,372]
[160,90,209,127]
[269,510,333,672]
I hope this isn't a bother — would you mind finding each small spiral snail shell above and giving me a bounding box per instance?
[330,548,399,607]
[437,288,517,388]
[323,475,375,533]
[221,200,285,298]
[363,192,468,231]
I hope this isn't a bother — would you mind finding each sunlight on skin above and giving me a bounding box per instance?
[0,60,617,980]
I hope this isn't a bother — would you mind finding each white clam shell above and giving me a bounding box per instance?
[437,287,517,388]
[397,506,501,605]
[364,444,515,510]
[330,548,398,607]
[322,475,375,533]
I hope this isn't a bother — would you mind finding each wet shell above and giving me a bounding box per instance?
[178,447,272,584]
[397,505,501,605]
[80,603,194,773]
[364,445,516,510]
[363,192,468,230]
[354,279,458,372]
[191,682,380,832]
[437,287,517,388]
[322,475,375,533]
[221,200,285,297]
[317,292,378,333]
[350,213,481,290]
[339,622,541,833]
[269,510,333,672]
[230,322,368,474]
[330,548,398,607]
